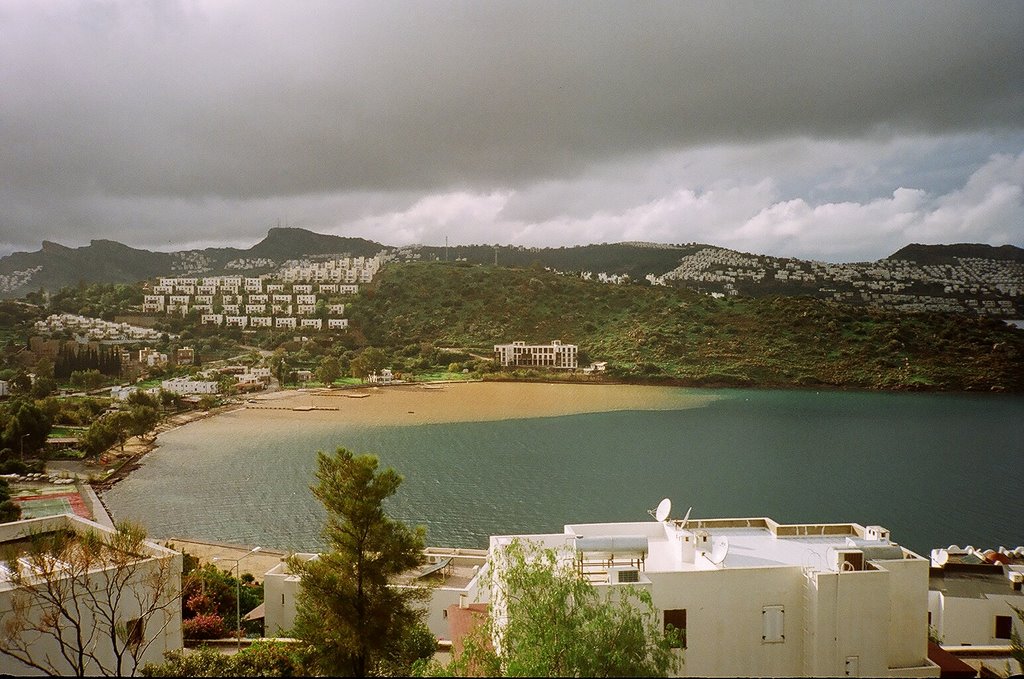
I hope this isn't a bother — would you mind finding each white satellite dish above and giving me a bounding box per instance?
[679,506,692,529]
[709,536,729,565]
[655,498,672,522]
[935,549,949,566]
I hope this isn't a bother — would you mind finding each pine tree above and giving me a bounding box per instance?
[291,449,431,676]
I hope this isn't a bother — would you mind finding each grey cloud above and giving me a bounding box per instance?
[1,1,1022,254]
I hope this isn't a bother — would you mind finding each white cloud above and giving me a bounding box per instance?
[336,149,1024,262]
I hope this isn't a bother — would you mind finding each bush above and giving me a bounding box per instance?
[233,641,305,677]
[183,613,228,640]
[0,460,29,475]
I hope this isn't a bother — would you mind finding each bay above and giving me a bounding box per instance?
[103,388,1024,556]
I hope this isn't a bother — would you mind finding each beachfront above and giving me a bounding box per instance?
[238,381,717,427]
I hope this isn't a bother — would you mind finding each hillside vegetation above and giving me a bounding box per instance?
[348,262,1024,391]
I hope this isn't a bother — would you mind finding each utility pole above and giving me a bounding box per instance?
[445,236,448,262]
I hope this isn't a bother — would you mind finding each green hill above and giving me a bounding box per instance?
[348,262,1024,391]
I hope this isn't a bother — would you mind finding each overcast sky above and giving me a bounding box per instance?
[1,1,1022,262]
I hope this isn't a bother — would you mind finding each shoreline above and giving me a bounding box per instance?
[231,380,720,428]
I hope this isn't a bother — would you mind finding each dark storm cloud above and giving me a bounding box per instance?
[1,1,1022,254]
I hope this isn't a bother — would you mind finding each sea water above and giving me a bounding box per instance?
[103,388,1024,555]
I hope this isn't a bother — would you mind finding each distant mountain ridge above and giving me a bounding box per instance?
[0,228,387,297]
[887,243,1024,264]
[0,228,1021,306]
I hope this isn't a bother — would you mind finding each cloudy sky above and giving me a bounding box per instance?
[1,1,1022,262]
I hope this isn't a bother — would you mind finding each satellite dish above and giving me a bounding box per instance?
[935,549,949,566]
[709,536,729,565]
[655,498,672,522]
[679,506,692,529]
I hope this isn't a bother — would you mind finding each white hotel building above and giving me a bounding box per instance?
[494,340,578,370]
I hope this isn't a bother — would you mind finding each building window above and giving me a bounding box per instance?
[125,617,145,649]
[762,605,785,643]
[995,615,1012,640]
[663,609,686,649]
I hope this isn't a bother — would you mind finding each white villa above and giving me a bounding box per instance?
[0,515,183,677]
[494,340,578,370]
[927,545,1024,653]
[262,505,940,677]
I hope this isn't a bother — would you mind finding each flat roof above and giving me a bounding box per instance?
[930,569,1024,600]
[493,516,921,573]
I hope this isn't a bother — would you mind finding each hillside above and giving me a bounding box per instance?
[887,243,1024,264]
[347,262,1024,392]
[0,228,387,297]
[2,230,1020,318]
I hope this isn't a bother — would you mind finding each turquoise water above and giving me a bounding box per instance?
[103,388,1024,555]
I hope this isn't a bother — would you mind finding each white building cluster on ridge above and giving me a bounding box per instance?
[644,248,1021,316]
[141,257,384,331]
[33,313,165,341]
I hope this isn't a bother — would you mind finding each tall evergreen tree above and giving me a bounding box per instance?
[291,449,431,676]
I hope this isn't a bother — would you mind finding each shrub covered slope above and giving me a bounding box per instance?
[348,262,1024,391]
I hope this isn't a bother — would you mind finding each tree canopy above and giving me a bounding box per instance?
[424,539,679,677]
[291,448,432,676]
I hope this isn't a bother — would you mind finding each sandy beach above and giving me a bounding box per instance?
[239,381,716,427]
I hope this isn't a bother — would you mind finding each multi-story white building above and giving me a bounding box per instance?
[327,318,349,329]
[225,316,248,328]
[263,508,938,677]
[275,317,297,329]
[300,318,323,330]
[293,284,313,294]
[201,314,224,326]
[250,316,272,328]
[0,515,182,677]
[143,295,166,312]
[494,340,578,370]
[479,510,938,677]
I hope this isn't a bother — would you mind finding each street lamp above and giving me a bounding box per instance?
[214,546,261,651]
[20,433,29,462]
